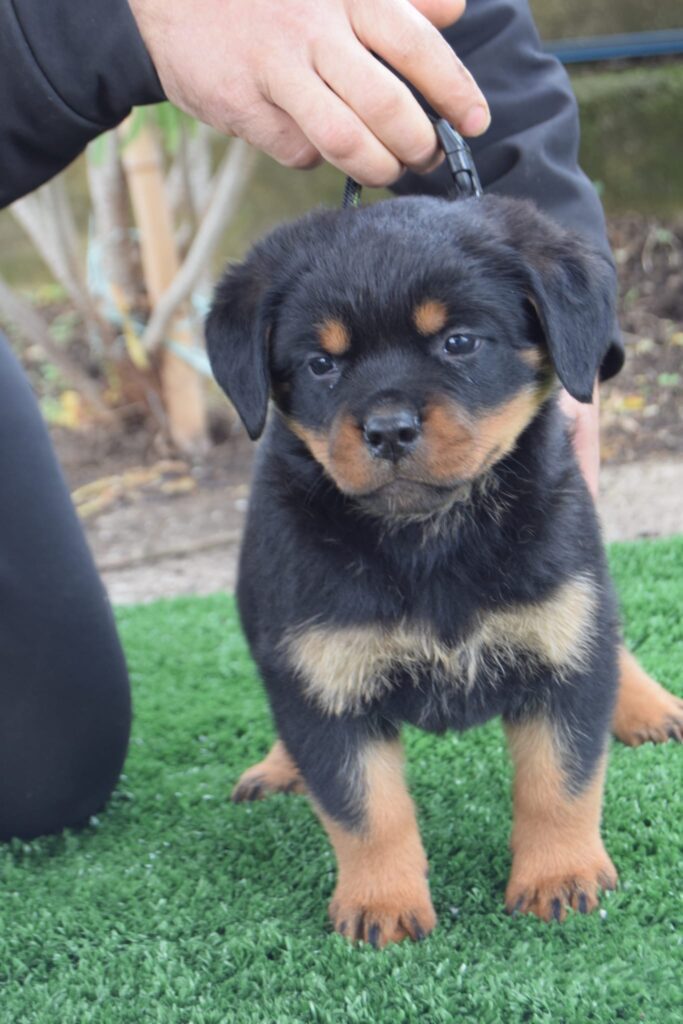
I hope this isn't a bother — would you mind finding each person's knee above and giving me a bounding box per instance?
[0,649,131,842]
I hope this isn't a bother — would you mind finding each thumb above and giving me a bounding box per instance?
[409,0,466,29]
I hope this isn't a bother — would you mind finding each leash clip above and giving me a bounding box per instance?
[341,116,483,208]
[432,118,483,199]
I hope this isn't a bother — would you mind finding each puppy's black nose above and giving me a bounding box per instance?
[363,409,421,461]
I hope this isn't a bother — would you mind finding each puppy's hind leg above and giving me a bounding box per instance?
[613,647,683,746]
[232,739,305,802]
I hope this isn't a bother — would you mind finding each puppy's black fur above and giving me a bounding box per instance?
[207,195,621,944]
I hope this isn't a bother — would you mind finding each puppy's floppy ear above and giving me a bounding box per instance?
[206,212,335,440]
[206,254,274,441]
[490,197,617,403]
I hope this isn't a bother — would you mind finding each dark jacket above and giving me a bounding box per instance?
[0,0,623,376]
[1,0,162,208]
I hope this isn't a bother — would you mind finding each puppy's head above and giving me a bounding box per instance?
[207,196,615,517]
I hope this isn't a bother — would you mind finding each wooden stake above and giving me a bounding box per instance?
[120,116,207,456]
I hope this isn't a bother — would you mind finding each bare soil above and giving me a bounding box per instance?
[80,451,681,605]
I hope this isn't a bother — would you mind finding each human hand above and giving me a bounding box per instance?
[128,0,489,186]
[559,383,601,501]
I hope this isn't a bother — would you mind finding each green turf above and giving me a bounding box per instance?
[1,538,681,1023]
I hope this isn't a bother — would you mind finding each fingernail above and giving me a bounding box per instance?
[462,105,490,137]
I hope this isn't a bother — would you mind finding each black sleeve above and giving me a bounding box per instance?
[0,0,165,209]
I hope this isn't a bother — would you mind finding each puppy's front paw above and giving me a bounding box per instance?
[329,877,436,948]
[505,847,617,922]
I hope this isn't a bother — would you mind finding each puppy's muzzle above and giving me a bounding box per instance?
[363,407,421,463]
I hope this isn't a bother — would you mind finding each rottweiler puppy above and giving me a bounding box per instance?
[206,195,683,947]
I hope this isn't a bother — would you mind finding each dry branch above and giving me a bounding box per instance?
[0,276,113,420]
[120,119,207,454]
[87,134,139,303]
[140,139,258,354]
[11,180,114,346]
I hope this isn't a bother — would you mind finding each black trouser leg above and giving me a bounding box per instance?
[0,334,131,840]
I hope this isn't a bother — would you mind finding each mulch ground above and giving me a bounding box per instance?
[601,214,683,463]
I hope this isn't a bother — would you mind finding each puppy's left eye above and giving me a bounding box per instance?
[444,334,482,356]
[309,355,337,377]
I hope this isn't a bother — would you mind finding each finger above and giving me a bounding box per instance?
[266,67,403,186]
[314,42,443,174]
[559,383,600,500]
[352,0,490,137]
[226,98,322,170]
[409,0,466,29]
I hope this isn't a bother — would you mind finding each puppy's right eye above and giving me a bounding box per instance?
[308,355,337,377]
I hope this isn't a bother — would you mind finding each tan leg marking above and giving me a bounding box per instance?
[232,739,305,802]
[613,646,683,745]
[317,740,436,947]
[505,720,617,921]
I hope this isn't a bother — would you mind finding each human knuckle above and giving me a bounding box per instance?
[280,145,321,170]
[361,158,402,188]
[407,137,439,169]
[317,121,363,161]
[367,87,404,124]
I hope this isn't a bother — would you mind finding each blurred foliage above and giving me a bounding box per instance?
[1,2,682,288]
[575,63,683,216]
[529,0,683,39]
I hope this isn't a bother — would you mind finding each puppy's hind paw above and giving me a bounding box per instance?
[613,648,683,746]
[231,740,305,803]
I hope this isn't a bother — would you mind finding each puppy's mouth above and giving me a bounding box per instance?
[353,475,472,518]
[288,386,544,518]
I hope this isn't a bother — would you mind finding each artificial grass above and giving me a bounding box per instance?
[1,538,681,1024]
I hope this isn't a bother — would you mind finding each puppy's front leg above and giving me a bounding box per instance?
[319,737,435,947]
[504,717,617,922]
[280,715,435,947]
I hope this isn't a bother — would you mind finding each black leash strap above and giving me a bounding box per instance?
[342,176,363,209]
[341,117,482,209]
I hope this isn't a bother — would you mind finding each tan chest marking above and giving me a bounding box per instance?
[283,576,597,716]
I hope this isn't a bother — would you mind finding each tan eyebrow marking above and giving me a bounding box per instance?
[318,318,351,355]
[413,299,448,336]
